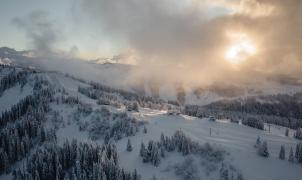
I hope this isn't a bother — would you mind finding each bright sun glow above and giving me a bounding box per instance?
[225,33,257,64]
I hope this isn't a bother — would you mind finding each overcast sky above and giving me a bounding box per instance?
[0,0,231,59]
[1,0,302,84]
[0,0,126,58]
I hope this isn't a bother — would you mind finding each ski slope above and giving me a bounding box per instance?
[55,105,302,180]
[48,72,302,180]
[49,72,302,180]
[0,68,301,180]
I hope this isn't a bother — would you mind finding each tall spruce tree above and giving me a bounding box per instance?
[127,139,132,152]
[279,145,285,160]
[288,147,294,162]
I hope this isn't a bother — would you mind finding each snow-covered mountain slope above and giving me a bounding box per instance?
[1,64,301,180]
[38,73,302,180]
[37,70,302,179]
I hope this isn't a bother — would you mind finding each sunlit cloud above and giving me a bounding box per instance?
[7,0,302,88]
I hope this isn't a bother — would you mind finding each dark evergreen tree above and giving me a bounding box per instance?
[285,128,289,137]
[279,145,285,160]
[295,144,299,160]
[297,143,302,163]
[288,147,294,162]
[294,128,302,140]
[140,142,146,159]
[143,126,147,134]
[127,139,132,152]
[255,136,261,148]
[220,164,229,180]
[258,141,269,157]
[237,174,243,180]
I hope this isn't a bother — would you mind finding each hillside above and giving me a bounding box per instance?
[0,64,301,180]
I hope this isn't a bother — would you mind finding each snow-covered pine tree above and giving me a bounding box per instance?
[237,173,243,180]
[298,143,302,163]
[294,128,302,140]
[160,146,165,158]
[295,144,299,160]
[104,131,110,144]
[258,141,269,157]
[279,145,285,160]
[140,142,146,157]
[131,169,140,180]
[143,126,147,134]
[160,133,165,146]
[127,139,132,152]
[0,150,9,173]
[132,102,139,112]
[288,147,294,162]
[220,163,229,180]
[254,136,261,148]
[285,128,289,136]
[151,145,160,166]
[150,176,157,180]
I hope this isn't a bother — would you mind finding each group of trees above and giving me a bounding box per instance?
[0,68,29,95]
[294,143,302,163]
[57,95,81,106]
[184,105,233,120]
[78,86,122,109]
[0,117,56,174]
[140,130,225,167]
[219,163,243,180]
[255,137,302,164]
[0,77,55,175]
[173,157,243,180]
[255,136,269,157]
[90,82,164,106]
[0,88,52,128]
[86,108,143,141]
[174,157,199,180]
[280,143,302,163]
[79,84,174,111]
[242,117,264,130]
[184,104,302,131]
[126,102,139,112]
[13,140,140,180]
[294,128,302,140]
[204,94,302,129]
[140,140,161,166]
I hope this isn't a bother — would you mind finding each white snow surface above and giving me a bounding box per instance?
[1,70,302,180]
[54,105,302,180]
[50,73,302,180]
[44,74,302,180]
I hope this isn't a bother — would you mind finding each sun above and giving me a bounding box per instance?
[225,33,257,64]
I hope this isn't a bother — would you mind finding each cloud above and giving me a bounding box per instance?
[12,1,302,90]
[12,11,62,57]
[80,0,302,83]
[231,0,302,76]
[78,0,233,85]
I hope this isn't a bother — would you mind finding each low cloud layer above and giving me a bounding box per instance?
[10,1,302,90]
[78,0,302,86]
